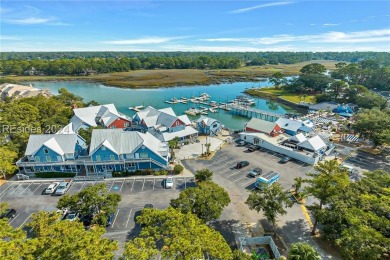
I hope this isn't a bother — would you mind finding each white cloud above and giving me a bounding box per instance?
[4,17,52,25]
[0,35,20,40]
[201,28,390,45]
[323,23,339,27]
[103,36,188,45]
[228,2,293,14]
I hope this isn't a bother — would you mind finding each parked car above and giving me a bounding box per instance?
[56,208,69,220]
[236,140,246,147]
[236,161,250,169]
[45,182,60,194]
[0,209,16,219]
[16,174,29,180]
[279,156,291,164]
[106,212,115,227]
[55,181,71,195]
[247,145,259,152]
[144,204,153,209]
[248,167,262,177]
[165,177,174,189]
[64,212,79,221]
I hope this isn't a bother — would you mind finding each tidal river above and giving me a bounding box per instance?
[28,81,296,130]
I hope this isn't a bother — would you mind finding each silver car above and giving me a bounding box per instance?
[55,182,70,195]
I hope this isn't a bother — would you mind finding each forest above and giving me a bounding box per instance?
[1,52,390,76]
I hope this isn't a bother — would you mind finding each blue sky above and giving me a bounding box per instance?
[1,0,389,52]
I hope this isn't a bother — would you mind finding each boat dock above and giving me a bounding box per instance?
[230,105,282,122]
[129,105,144,112]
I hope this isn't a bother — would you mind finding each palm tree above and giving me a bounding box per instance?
[288,242,320,260]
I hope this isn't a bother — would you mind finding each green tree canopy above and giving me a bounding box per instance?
[0,147,18,177]
[288,242,320,260]
[194,168,213,182]
[269,72,286,87]
[26,211,118,260]
[170,181,230,222]
[246,183,293,236]
[57,183,121,226]
[353,109,390,147]
[304,160,350,235]
[300,63,327,75]
[123,207,233,259]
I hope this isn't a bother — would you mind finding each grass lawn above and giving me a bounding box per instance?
[246,87,316,104]
[4,60,339,89]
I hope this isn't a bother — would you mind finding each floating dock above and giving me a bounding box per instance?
[230,105,281,122]
[129,105,144,112]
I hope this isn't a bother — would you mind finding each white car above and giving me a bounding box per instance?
[55,182,71,195]
[45,182,60,194]
[165,177,174,189]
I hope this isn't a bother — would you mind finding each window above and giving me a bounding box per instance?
[213,123,218,128]
[96,155,101,161]
[176,121,180,126]
[110,155,115,160]
[101,146,106,151]
[44,148,49,154]
[124,122,130,127]
[57,156,62,161]
[126,163,136,167]
[254,138,260,145]
[46,156,51,162]
[140,153,148,158]
[35,156,40,162]
[110,125,116,129]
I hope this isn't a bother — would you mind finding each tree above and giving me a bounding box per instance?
[26,211,118,259]
[232,249,251,260]
[170,181,230,222]
[269,72,286,87]
[246,183,293,236]
[0,147,18,178]
[56,88,84,106]
[123,207,233,259]
[78,126,103,145]
[168,136,179,149]
[353,109,390,147]
[329,80,347,99]
[356,92,387,110]
[57,183,121,226]
[304,160,349,235]
[300,63,327,75]
[0,218,35,259]
[288,242,320,260]
[194,168,213,182]
[293,177,304,198]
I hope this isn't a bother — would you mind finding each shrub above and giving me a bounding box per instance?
[112,169,157,177]
[173,165,184,174]
[154,170,168,176]
[35,172,76,178]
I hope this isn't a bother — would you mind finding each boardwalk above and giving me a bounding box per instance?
[230,105,282,122]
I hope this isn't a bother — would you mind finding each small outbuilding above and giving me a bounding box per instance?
[195,116,221,136]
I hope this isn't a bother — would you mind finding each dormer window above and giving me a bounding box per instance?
[44,148,49,154]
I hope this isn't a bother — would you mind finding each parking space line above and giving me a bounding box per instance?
[125,209,133,228]
[19,183,33,195]
[119,180,125,192]
[32,183,43,194]
[78,182,86,192]
[9,213,21,224]
[112,209,119,228]
[233,175,247,182]
[131,179,135,191]
[241,179,255,187]
[108,181,114,191]
[8,184,22,196]
[0,184,13,197]
[19,213,33,228]
[141,179,146,191]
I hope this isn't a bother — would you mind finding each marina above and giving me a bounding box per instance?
[27,80,297,130]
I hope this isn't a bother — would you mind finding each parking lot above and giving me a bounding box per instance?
[0,176,195,235]
[343,150,390,173]
[183,143,313,192]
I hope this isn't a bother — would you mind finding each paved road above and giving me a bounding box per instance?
[0,176,195,256]
[183,143,341,259]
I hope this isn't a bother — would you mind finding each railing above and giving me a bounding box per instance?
[238,236,281,259]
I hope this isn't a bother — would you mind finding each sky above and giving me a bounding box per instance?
[1,0,389,52]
